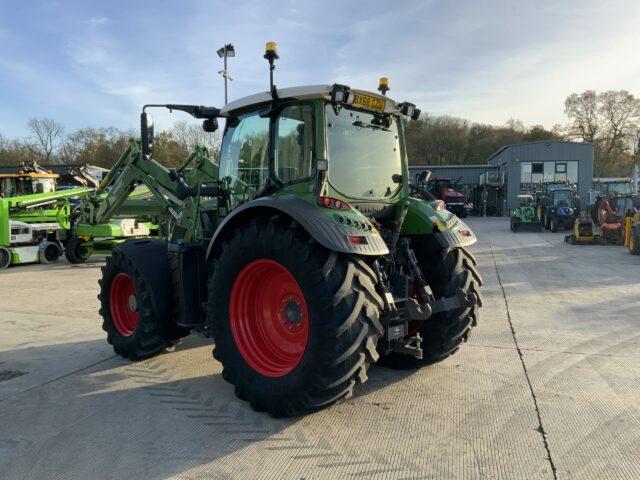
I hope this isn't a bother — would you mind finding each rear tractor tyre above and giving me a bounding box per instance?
[630,227,640,255]
[98,239,183,360]
[64,236,91,264]
[208,217,384,417]
[380,245,482,369]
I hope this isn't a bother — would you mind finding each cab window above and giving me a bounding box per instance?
[219,111,270,198]
[275,104,314,184]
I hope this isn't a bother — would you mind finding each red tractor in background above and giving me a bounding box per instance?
[427,177,470,218]
[593,195,640,244]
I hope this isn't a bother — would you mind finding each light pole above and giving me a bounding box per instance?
[217,43,235,105]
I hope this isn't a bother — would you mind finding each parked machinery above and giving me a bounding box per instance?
[0,187,93,268]
[0,162,59,198]
[536,183,579,232]
[595,195,639,245]
[564,214,599,245]
[95,45,483,417]
[510,194,542,232]
[426,176,470,218]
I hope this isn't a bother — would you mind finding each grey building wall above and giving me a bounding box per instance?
[408,165,499,185]
[487,141,594,211]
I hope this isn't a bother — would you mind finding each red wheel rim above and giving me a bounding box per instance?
[109,273,139,336]
[229,259,309,377]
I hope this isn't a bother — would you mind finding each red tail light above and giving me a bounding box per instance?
[317,196,351,211]
[347,235,368,245]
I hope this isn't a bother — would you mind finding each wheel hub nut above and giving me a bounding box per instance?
[128,294,137,312]
[279,295,304,330]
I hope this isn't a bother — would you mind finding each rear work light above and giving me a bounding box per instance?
[434,200,445,211]
[318,196,351,211]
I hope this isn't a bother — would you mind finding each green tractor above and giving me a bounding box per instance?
[97,44,483,417]
[510,194,541,232]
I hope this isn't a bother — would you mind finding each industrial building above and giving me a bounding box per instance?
[486,140,594,210]
[410,140,594,215]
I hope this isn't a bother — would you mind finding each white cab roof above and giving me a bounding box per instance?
[220,84,400,116]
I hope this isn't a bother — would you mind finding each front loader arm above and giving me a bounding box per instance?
[89,139,220,234]
[92,140,184,225]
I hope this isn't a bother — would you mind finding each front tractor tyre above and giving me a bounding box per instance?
[65,236,91,264]
[381,245,482,369]
[209,217,384,417]
[630,226,640,255]
[0,246,11,269]
[99,239,185,360]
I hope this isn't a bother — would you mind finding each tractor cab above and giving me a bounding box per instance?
[216,80,423,225]
[426,177,468,218]
[518,194,535,207]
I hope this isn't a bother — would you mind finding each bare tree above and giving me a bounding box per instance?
[27,118,65,163]
[170,121,221,160]
[599,90,640,156]
[564,90,600,142]
[564,90,640,175]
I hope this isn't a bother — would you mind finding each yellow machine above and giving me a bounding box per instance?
[625,213,640,254]
[564,213,599,245]
[0,163,59,198]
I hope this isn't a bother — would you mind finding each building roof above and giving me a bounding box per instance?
[409,164,499,169]
[486,140,594,163]
[220,84,400,115]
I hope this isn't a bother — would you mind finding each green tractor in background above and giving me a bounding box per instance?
[96,43,483,417]
[510,194,542,232]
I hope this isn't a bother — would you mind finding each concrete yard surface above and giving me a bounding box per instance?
[1,217,639,479]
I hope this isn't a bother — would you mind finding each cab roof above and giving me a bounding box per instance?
[220,84,400,116]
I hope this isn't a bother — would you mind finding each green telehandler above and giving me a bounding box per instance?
[96,43,483,416]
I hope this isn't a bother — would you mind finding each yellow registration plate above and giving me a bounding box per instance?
[352,92,386,112]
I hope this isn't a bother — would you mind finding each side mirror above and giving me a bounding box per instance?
[202,118,218,133]
[419,170,431,182]
[141,112,154,158]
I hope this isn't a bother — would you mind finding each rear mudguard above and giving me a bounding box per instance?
[400,197,477,248]
[206,195,389,260]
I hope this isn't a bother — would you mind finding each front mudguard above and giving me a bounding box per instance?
[401,197,477,248]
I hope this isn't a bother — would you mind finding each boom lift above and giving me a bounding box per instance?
[0,187,93,268]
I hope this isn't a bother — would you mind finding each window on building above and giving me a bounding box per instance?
[521,163,532,183]
[567,162,578,183]
[543,162,555,182]
[532,163,544,174]
[555,163,567,174]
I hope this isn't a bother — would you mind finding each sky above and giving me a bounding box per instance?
[1,0,639,138]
